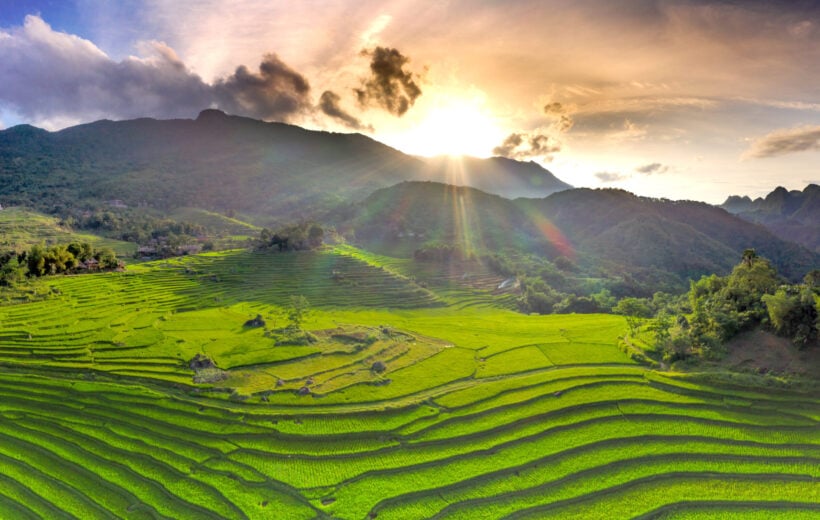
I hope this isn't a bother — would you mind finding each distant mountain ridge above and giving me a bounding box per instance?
[348,182,818,287]
[722,184,820,253]
[421,156,571,199]
[0,109,570,220]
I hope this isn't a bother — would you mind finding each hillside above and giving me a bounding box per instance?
[340,181,553,256]
[524,188,818,283]
[722,184,820,253]
[342,182,818,288]
[0,206,135,256]
[0,110,571,221]
[0,110,422,219]
[421,155,572,199]
[0,244,816,518]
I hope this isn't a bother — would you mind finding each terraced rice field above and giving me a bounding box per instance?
[0,206,136,256]
[0,246,817,518]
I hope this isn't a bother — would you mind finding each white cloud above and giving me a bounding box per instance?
[0,15,325,129]
[0,16,211,127]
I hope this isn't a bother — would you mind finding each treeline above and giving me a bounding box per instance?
[255,222,324,251]
[66,210,205,249]
[466,249,673,315]
[628,250,819,362]
[0,242,121,286]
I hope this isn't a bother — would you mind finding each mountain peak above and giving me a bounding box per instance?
[196,108,229,122]
[422,155,571,199]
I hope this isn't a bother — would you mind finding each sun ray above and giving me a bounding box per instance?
[388,97,505,158]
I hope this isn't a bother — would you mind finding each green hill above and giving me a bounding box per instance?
[0,111,571,221]
[343,182,818,289]
[421,155,572,198]
[342,181,553,256]
[522,188,819,284]
[0,206,135,256]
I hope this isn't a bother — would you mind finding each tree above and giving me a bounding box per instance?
[613,297,652,334]
[27,244,46,276]
[308,224,324,248]
[762,287,818,347]
[648,310,673,344]
[287,295,311,330]
[741,248,756,268]
[95,248,119,269]
[0,255,26,286]
[805,269,820,294]
[67,242,93,262]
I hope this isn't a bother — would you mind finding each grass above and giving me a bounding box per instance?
[0,243,816,518]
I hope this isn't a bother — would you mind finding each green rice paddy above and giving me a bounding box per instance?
[0,246,817,518]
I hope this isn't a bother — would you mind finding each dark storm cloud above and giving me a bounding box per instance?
[493,132,561,160]
[318,90,372,131]
[212,53,312,121]
[595,171,627,183]
[355,47,422,116]
[635,162,669,174]
[745,125,820,158]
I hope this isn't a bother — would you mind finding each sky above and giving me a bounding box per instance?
[1,0,819,203]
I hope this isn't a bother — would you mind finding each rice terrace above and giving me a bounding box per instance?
[1,1,820,518]
[0,241,816,519]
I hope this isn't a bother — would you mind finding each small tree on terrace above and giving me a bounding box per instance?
[614,297,652,334]
[287,295,311,330]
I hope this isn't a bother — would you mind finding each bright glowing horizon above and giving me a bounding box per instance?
[1,1,818,203]
[379,97,506,159]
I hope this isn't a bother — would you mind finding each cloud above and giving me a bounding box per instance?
[635,162,669,175]
[318,90,372,131]
[355,46,422,116]
[0,15,350,128]
[493,133,523,156]
[0,16,212,125]
[542,101,574,132]
[608,119,647,141]
[212,53,311,121]
[493,132,561,161]
[595,171,627,183]
[745,125,820,158]
[528,134,560,156]
[543,102,564,114]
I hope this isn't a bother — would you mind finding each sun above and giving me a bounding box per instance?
[391,99,504,158]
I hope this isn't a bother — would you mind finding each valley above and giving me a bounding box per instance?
[0,113,817,519]
[0,237,817,518]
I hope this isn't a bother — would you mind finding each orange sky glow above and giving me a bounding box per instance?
[1,1,819,203]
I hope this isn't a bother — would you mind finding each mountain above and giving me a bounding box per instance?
[525,188,818,283]
[0,110,423,219]
[721,184,820,253]
[421,155,571,199]
[0,110,571,221]
[346,182,818,286]
[342,181,552,254]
